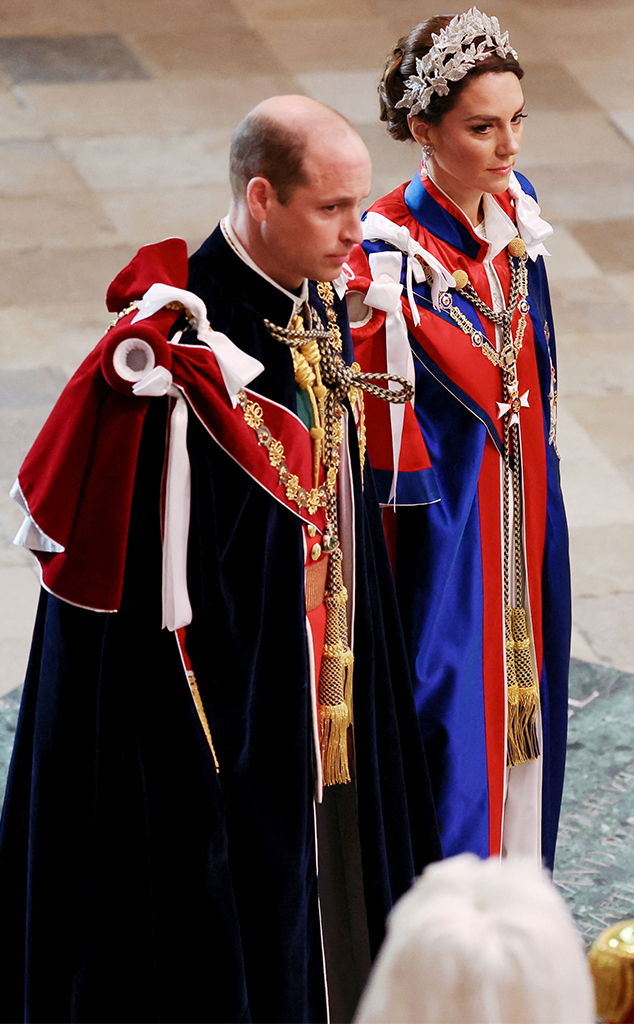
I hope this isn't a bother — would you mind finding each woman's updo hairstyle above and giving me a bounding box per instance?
[379,15,524,141]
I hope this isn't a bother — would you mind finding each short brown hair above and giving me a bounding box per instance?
[379,16,524,141]
[229,112,308,205]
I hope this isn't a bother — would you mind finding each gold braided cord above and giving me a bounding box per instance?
[248,282,414,784]
[443,243,540,766]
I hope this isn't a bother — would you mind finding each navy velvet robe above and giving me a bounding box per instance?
[0,227,441,1024]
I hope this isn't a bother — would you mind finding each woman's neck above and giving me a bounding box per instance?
[426,162,485,226]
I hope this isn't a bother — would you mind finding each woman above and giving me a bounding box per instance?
[347,8,570,868]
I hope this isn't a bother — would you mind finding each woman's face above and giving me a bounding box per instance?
[411,71,525,222]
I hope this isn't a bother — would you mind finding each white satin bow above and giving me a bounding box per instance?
[508,173,553,260]
[133,283,264,408]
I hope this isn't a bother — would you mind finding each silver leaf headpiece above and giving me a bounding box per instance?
[395,7,518,116]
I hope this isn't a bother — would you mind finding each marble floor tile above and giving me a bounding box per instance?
[127,27,286,80]
[517,111,634,169]
[565,57,634,112]
[527,164,634,223]
[22,75,301,138]
[0,34,149,85]
[573,592,634,674]
[0,244,136,308]
[0,303,106,375]
[0,194,119,251]
[0,0,113,37]
[521,60,601,113]
[566,394,634,491]
[0,138,89,196]
[556,331,634,399]
[99,0,245,33]
[514,3,634,62]
[0,567,40,642]
[0,636,34,699]
[0,367,69,409]
[296,70,383,125]
[610,110,634,149]
[570,626,603,665]
[548,277,634,334]
[569,218,634,274]
[569,523,634,598]
[606,271,634,311]
[98,185,232,250]
[545,224,602,280]
[0,407,67,482]
[254,17,395,74]
[0,577,52,721]
[0,92,46,139]
[557,405,634,530]
[234,0,375,22]
[56,129,234,190]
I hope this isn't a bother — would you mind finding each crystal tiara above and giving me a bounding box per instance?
[395,7,518,116]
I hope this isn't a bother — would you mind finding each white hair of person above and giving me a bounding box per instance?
[354,853,595,1024]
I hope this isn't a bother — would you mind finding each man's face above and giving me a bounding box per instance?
[260,132,372,289]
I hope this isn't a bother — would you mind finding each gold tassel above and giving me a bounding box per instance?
[506,606,540,767]
[319,702,351,785]
[318,547,353,785]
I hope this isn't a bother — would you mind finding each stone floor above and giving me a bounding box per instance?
[0,0,633,961]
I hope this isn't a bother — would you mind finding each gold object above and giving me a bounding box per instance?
[507,236,527,258]
[589,920,634,1023]
[305,556,329,612]
[452,269,469,290]
[254,283,414,785]
[188,671,220,772]
[444,245,539,766]
[306,524,317,537]
[107,300,138,331]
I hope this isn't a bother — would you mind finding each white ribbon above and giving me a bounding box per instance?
[131,283,264,632]
[363,212,456,315]
[161,386,192,632]
[508,173,553,260]
[360,216,454,505]
[367,251,416,505]
[131,364,192,631]
[133,282,264,408]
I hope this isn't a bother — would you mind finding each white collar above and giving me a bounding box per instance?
[424,167,552,262]
[474,193,518,262]
[221,217,309,314]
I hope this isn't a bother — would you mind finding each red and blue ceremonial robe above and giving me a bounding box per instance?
[347,167,570,869]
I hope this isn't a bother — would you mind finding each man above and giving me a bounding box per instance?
[0,96,440,1024]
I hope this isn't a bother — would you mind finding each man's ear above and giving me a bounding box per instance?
[408,115,433,148]
[245,176,276,223]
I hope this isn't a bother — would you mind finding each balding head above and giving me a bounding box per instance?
[229,95,359,205]
[227,95,371,288]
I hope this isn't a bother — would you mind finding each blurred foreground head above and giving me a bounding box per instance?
[354,853,595,1024]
